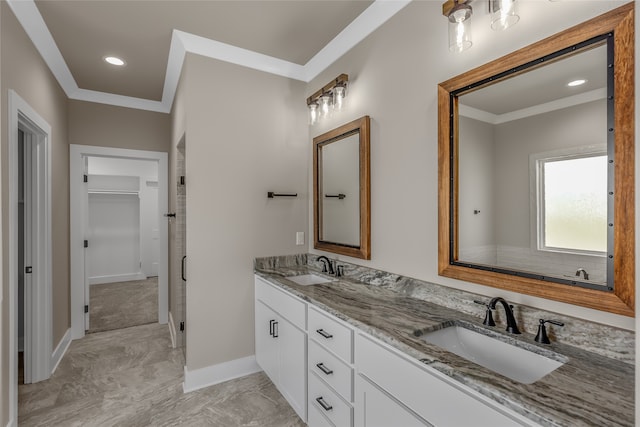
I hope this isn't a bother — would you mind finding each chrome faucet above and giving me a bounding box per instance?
[575,268,589,280]
[316,256,335,275]
[488,297,521,334]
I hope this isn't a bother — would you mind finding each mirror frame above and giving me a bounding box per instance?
[438,4,635,316]
[314,116,371,259]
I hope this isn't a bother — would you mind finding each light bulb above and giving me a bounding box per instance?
[320,93,332,117]
[333,86,345,111]
[448,5,472,53]
[490,0,519,31]
[308,103,318,125]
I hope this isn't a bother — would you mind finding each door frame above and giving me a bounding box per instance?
[8,90,53,422]
[70,144,168,339]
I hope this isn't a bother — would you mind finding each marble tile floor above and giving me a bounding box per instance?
[19,323,306,427]
[89,278,158,333]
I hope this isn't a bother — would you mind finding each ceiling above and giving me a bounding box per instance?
[460,43,607,124]
[8,0,408,112]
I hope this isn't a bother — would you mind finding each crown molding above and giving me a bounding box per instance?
[6,0,411,114]
[459,88,607,125]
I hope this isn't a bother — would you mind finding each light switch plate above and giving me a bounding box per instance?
[296,231,304,245]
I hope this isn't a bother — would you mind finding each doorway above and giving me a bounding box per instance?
[70,145,168,340]
[9,90,53,423]
[85,157,160,333]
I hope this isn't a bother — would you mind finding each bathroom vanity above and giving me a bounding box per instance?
[254,255,633,427]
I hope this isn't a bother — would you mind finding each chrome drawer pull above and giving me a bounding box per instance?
[316,328,333,339]
[316,396,333,411]
[316,363,333,375]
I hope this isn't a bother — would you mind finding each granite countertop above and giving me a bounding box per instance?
[254,265,634,427]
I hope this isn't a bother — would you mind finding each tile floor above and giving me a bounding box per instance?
[19,323,305,427]
[89,278,159,333]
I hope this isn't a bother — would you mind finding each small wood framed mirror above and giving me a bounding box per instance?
[314,116,371,259]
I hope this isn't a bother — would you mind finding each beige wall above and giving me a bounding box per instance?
[181,53,308,370]
[68,100,170,152]
[307,0,634,330]
[1,3,70,423]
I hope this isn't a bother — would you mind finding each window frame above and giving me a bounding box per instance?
[530,146,608,258]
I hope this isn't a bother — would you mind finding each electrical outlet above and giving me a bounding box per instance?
[296,231,305,245]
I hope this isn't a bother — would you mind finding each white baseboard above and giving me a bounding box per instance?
[89,272,147,285]
[168,312,177,348]
[183,355,261,393]
[50,328,72,375]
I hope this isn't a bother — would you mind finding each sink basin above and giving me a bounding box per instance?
[287,274,336,286]
[420,326,565,384]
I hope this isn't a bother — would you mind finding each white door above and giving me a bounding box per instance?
[22,130,34,384]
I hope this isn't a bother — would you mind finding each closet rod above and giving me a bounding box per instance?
[88,190,139,196]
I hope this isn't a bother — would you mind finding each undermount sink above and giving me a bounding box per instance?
[287,273,336,286]
[420,326,566,384]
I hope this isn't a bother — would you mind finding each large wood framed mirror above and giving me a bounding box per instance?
[314,116,371,259]
[438,4,634,316]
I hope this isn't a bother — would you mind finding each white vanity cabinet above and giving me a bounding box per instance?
[254,277,307,422]
[354,333,534,427]
[254,275,538,427]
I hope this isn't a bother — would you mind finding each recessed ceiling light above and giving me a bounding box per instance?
[567,79,587,87]
[104,56,126,66]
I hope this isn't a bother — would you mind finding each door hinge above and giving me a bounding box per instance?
[84,240,88,248]
[84,305,89,313]
[83,174,88,183]
[179,176,186,186]
[25,266,32,274]
[179,321,185,332]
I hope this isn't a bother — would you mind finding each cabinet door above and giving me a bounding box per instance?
[355,375,429,427]
[255,300,279,381]
[278,316,307,421]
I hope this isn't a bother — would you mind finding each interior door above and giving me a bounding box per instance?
[21,129,34,384]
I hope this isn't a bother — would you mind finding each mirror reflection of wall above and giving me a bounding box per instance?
[321,132,360,246]
[314,115,370,259]
[457,42,608,286]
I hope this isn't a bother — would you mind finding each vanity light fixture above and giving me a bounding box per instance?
[489,0,520,31]
[306,74,348,125]
[567,79,587,87]
[442,0,473,53]
[103,56,126,66]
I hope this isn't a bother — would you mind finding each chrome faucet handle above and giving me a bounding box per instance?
[473,300,496,326]
[535,319,565,344]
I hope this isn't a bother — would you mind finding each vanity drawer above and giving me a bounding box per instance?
[309,371,352,427]
[255,277,306,329]
[308,403,336,427]
[309,339,353,401]
[309,307,353,363]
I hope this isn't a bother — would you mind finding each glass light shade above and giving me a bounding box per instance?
[308,103,318,125]
[490,0,519,31]
[320,93,332,117]
[333,85,346,111]
[448,6,472,53]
